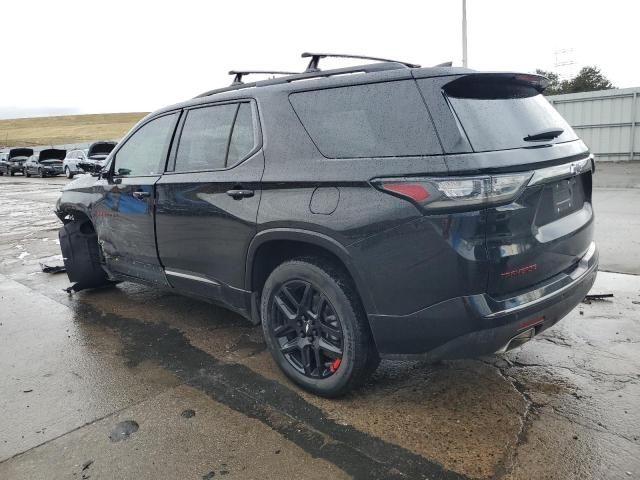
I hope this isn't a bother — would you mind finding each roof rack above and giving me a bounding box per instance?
[195,52,424,98]
[229,70,299,85]
[301,52,420,72]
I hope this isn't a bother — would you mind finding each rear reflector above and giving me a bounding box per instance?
[519,316,544,331]
[381,183,430,202]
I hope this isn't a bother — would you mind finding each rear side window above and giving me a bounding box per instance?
[442,77,577,152]
[174,102,256,172]
[227,103,255,166]
[175,104,237,171]
[289,80,442,158]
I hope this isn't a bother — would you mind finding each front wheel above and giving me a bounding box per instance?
[65,167,74,179]
[261,257,379,397]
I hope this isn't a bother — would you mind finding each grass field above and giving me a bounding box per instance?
[0,112,148,148]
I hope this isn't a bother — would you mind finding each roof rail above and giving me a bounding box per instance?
[196,62,407,98]
[229,70,299,85]
[433,61,453,67]
[301,52,420,72]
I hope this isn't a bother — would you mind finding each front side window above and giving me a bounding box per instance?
[114,113,178,176]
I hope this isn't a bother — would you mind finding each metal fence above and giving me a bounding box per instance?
[547,87,640,161]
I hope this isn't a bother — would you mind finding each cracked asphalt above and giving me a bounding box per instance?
[0,163,639,479]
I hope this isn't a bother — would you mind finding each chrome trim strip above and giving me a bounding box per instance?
[528,155,593,187]
[165,270,220,286]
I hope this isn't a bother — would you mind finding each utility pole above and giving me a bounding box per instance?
[462,0,468,67]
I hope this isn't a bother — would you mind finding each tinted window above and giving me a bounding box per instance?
[289,80,442,158]
[226,103,255,166]
[115,114,177,176]
[445,85,577,152]
[175,104,237,171]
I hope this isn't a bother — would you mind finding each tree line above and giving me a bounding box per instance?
[535,66,615,95]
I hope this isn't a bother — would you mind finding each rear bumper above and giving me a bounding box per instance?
[369,242,598,360]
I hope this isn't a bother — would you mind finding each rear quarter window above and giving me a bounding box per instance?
[289,80,442,158]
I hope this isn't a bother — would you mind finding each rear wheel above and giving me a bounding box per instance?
[38,168,46,178]
[261,257,379,397]
[10,170,15,176]
[24,168,31,178]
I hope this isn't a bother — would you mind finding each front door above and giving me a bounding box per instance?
[93,112,179,285]
[155,101,263,304]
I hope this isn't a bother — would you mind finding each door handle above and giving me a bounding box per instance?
[226,189,254,200]
[132,190,150,199]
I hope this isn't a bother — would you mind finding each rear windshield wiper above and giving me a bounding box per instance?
[524,128,564,142]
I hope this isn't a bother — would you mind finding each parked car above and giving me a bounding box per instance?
[55,53,598,397]
[24,148,66,177]
[0,152,7,174]
[63,141,117,179]
[0,148,34,176]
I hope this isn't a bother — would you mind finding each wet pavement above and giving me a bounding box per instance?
[0,166,639,479]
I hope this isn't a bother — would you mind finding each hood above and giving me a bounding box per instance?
[9,148,34,160]
[88,141,116,159]
[38,148,66,162]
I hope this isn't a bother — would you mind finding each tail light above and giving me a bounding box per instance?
[374,172,532,212]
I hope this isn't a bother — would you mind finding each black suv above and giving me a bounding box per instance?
[0,148,33,176]
[56,53,597,397]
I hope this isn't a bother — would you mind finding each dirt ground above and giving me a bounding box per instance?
[0,163,638,479]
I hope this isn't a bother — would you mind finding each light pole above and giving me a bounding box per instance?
[462,0,468,67]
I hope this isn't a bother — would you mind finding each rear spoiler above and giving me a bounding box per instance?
[443,73,550,99]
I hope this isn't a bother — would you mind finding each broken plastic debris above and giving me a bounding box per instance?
[39,255,66,274]
[583,293,614,304]
[18,252,30,260]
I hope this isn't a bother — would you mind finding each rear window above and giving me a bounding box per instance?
[443,78,577,152]
[289,80,442,158]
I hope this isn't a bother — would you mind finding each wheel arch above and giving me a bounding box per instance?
[246,229,376,315]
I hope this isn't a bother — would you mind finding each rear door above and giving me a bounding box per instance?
[93,112,179,284]
[155,100,263,302]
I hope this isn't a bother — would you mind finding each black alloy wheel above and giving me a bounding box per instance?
[270,280,344,379]
[261,258,379,397]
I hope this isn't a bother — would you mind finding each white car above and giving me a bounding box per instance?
[63,141,116,179]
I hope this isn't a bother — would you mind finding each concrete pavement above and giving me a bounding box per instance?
[0,164,639,479]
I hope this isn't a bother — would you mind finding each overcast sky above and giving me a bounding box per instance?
[2,0,638,119]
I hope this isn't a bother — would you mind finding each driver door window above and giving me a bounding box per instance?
[114,113,178,176]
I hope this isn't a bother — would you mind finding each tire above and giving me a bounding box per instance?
[59,219,112,291]
[25,168,31,178]
[10,171,15,176]
[38,168,45,178]
[65,167,74,179]
[261,257,379,397]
